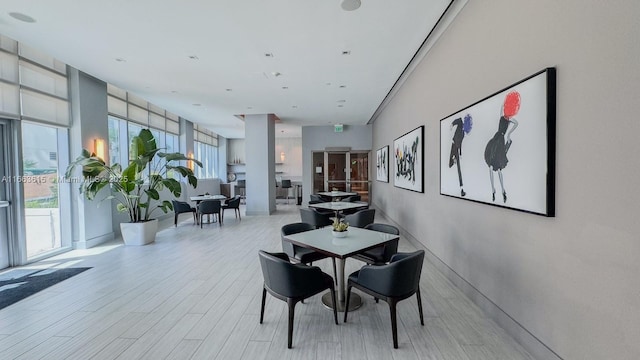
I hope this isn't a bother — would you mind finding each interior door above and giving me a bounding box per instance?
[326,152,348,191]
[348,152,370,203]
[0,121,11,269]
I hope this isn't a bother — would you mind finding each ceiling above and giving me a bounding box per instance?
[0,0,452,139]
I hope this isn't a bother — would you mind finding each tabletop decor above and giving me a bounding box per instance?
[439,68,556,217]
[331,218,349,238]
[66,128,202,245]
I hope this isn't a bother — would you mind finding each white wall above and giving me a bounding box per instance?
[275,137,302,179]
[372,1,640,359]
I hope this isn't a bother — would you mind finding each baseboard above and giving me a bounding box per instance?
[373,204,563,360]
[74,232,114,249]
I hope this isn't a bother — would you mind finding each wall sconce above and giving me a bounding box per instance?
[280,151,285,162]
[187,152,195,171]
[94,138,106,163]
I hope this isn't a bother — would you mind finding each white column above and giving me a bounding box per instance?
[245,114,276,215]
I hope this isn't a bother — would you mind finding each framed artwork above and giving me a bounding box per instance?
[376,145,389,182]
[439,68,556,216]
[394,126,424,192]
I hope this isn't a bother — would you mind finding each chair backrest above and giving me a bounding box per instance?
[281,179,292,188]
[280,222,315,258]
[237,180,246,188]
[361,250,425,297]
[344,208,376,228]
[172,200,191,213]
[364,223,400,262]
[310,194,323,202]
[342,195,361,202]
[258,250,325,298]
[364,223,399,235]
[299,208,331,228]
[226,196,241,208]
[198,199,221,214]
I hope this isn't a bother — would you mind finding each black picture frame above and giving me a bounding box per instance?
[393,125,424,193]
[376,145,389,182]
[439,68,556,217]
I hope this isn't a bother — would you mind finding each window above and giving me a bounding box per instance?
[194,141,218,179]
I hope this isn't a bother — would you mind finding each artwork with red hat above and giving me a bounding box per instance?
[439,68,556,217]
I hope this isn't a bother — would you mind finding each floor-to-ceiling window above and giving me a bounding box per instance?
[21,122,64,258]
[193,125,219,179]
[0,34,72,264]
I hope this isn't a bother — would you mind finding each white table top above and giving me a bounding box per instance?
[283,227,398,259]
[308,201,368,212]
[316,191,357,198]
[190,194,227,201]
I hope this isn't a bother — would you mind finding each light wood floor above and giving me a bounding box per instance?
[0,204,536,360]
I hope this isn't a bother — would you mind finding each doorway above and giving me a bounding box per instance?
[312,151,370,202]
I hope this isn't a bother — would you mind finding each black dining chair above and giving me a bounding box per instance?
[341,195,361,202]
[352,223,400,265]
[221,195,241,221]
[281,223,338,285]
[344,250,425,348]
[198,199,222,227]
[258,250,338,349]
[281,179,293,204]
[299,208,333,229]
[343,208,375,228]
[171,200,197,226]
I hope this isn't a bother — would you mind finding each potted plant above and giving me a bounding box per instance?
[331,218,349,238]
[65,128,202,245]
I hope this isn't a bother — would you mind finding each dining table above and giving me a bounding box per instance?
[282,227,399,312]
[308,201,369,219]
[315,191,357,201]
[190,195,227,224]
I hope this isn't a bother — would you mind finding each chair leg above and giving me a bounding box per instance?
[287,299,296,349]
[329,286,338,325]
[260,287,267,324]
[343,285,352,323]
[416,288,424,326]
[174,213,178,227]
[389,299,398,349]
[200,214,203,228]
[237,208,241,220]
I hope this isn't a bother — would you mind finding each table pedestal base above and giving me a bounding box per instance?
[321,291,362,312]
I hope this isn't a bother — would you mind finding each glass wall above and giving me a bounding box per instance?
[21,122,63,258]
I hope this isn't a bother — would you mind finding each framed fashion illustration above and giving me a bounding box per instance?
[376,145,389,182]
[439,68,556,216]
[394,126,424,192]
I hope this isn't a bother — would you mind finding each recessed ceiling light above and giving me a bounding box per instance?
[193,103,201,107]
[272,71,282,77]
[341,0,361,11]
[339,85,347,88]
[337,99,346,103]
[292,105,298,109]
[171,90,178,93]
[188,55,199,60]
[342,50,351,55]
[326,82,332,86]
[338,105,344,107]
[247,106,253,109]
[115,58,126,62]
[225,88,233,92]
[265,53,274,57]
[9,12,36,23]
[282,86,288,90]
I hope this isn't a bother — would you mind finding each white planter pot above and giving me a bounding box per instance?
[332,230,348,238]
[120,219,158,246]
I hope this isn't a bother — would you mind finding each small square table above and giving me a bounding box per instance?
[283,227,399,312]
[308,201,368,219]
[316,191,357,201]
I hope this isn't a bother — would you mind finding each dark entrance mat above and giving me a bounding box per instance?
[0,267,91,310]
